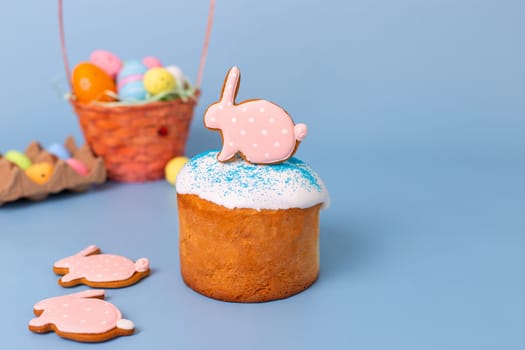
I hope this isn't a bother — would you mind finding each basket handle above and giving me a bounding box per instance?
[58,0,215,91]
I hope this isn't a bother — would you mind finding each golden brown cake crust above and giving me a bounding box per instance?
[177,194,321,302]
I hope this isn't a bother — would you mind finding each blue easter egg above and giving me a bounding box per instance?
[117,60,148,101]
[117,61,148,81]
[119,81,147,101]
[47,143,71,159]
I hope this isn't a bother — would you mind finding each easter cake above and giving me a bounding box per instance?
[176,67,329,302]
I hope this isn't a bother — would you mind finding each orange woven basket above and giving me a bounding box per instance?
[59,0,215,182]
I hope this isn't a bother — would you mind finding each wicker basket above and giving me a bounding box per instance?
[59,0,214,182]
[71,98,197,182]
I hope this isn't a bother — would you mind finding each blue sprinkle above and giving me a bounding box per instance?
[187,151,323,193]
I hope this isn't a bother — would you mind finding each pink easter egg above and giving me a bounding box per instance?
[143,56,163,69]
[66,158,90,176]
[90,50,122,79]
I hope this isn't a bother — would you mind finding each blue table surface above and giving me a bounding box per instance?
[2,156,524,350]
[1,0,524,348]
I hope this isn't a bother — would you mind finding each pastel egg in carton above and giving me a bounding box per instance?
[0,136,106,206]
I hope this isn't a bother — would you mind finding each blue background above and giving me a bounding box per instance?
[1,0,524,348]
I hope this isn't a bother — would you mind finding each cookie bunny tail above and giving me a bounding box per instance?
[135,258,150,273]
[294,123,308,142]
[220,66,240,105]
[116,319,135,331]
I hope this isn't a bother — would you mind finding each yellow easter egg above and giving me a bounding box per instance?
[25,162,54,185]
[165,157,189,185]
[144,67,176,95]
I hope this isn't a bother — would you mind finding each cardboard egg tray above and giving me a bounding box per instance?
[0,136,106,206]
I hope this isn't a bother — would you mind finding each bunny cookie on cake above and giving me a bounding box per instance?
[204,66,307,164]
[54,245,150,288]
[29,290,134,342]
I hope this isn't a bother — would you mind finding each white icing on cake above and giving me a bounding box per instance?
[176,151,329,210]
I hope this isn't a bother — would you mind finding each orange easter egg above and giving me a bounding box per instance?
[72,62,117,103]
[25,162,54,185]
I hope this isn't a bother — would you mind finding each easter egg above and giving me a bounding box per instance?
[144,67,176,95]
[25,162,54,185]
[118,61,148,78]
[117,61,148,101]
[90,50,122,79]
[119,81,147,101]
[66,158,89,176]
[143,56,163,69]
[72,62,117,103]
[165,65,186,86]
[47,143,70,160]
[4,150,32,170]
[165,156,189,185]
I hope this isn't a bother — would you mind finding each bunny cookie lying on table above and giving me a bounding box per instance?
[29,290,134,342]
[54,245,150,288]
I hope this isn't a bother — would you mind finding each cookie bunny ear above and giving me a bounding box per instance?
[77,245,100,257]
[69,290,106,299]
[220,66,240,105]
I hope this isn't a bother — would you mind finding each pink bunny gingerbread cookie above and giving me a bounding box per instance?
[29,290,134,342]
[204,66,308,164]
[54,245,150,288]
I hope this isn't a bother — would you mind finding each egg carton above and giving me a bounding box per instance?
[0,136,106,206]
